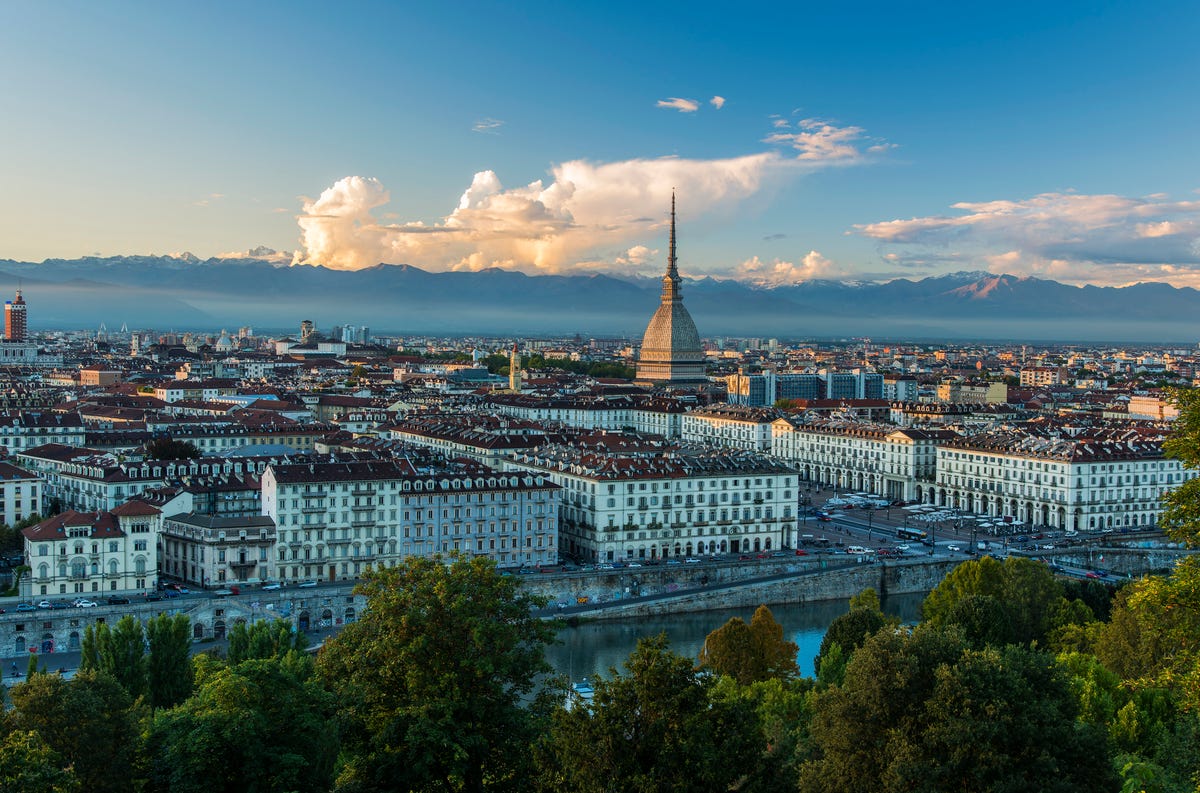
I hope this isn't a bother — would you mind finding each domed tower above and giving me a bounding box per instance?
[635,194,706,385]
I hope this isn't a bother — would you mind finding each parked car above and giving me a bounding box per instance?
[16,602,36,612]
[74,599,98,608]
[684,557,701,564]
[107,596,130,605]
[36,600,52,609]
[261,582,282,591]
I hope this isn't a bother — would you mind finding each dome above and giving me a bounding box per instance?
[634,195,707,385]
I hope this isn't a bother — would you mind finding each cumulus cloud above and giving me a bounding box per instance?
[616,245,657,266]
[856,191,1200,286]
[732,250,850,285]
[472,118,504,134]
[291,116,888,276]
[193,192,225,207]
[656,97,700,112]
[710,95,725,109]
[293,156,777,274]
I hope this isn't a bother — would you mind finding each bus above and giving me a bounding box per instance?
[897,527,928,541]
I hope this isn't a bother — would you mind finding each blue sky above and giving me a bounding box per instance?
[3,1,1199,287]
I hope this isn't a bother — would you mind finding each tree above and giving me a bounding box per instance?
[815,592,897,682]
[83,615,147,699]
[4,670,142,793]
[0,731,80,793]
[1161,387,1200,547]
[146,613,193,709]
[942,594,1018,648]
[698,604,799,685]
[144,437,200,460]
[534,634,760,793]
[799,628,1116,793]
[227,618,307,665]
[922,555,1065,645]
[907,646,1116,793]
[145,654,337,793]
[799,626,966,793]
[318,553,557,793]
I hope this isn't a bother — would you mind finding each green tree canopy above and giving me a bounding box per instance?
[4,670,141,793]
[144,437,200,460]
[698,604,799,685]
[815,590,899,681]
[318,553,556,792]
[145,654,337,793]
[81,615,147,700]
[799,626,1116,793]
[146,613,193,710]
[535,633,760,793]
[0,730,80,793]
[1161,387,1200,546]
[227,618,307,665]
[922,555,1067,645]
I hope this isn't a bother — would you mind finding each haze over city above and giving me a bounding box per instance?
[4,1,1200,291]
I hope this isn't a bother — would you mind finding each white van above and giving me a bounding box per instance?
[846,545,873,555]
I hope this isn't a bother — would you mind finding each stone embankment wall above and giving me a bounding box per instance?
[521,558,960,620]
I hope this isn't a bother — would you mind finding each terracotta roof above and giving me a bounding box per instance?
[110,501,162,517]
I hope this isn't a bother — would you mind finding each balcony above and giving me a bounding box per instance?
[350,519,376,529]
[350,487,374,497]
[229,559,257,569]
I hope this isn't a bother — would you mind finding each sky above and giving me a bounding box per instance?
[3,1,1200,288]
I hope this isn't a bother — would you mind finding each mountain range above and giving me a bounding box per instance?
[0,255,1196,343]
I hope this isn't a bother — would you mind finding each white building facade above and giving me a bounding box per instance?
[22,502,160,598]
[770,418,955,502]
[932,432,1195,532]
[508,443,798,562]
[262,459,560,581]
[680,406,780,452]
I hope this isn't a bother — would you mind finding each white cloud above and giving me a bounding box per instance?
[656,97,700,113]
[763,118,886,162]
[616,245,657,266]
[192,192,225,207]
[710,95,725,109]
[472,118,504,134]
[217,246,291,264]
[855,191,1200,286]
[293,156,778,274]
[1136,220,1179,238]
[732,250,849,285]
[292,115,887,276]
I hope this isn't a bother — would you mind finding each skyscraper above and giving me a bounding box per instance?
[635,194,707,385]
[5,289,26,342]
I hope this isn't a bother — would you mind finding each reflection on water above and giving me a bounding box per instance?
[546,593,925,681]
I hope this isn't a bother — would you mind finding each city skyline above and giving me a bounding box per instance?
[3,2,1199,289]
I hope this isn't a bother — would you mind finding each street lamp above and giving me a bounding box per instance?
[867,508,874,542]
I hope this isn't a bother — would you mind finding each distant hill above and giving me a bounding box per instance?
[0,255,1196,342]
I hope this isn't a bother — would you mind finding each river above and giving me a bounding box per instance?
[545,592,926,682]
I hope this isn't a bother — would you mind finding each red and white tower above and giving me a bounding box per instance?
[5,289,26,342]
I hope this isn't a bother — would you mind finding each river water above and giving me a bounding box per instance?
[545,592,926,682]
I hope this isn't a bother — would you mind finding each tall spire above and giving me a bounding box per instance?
[668,190,678,278]
[660,191,681,304]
